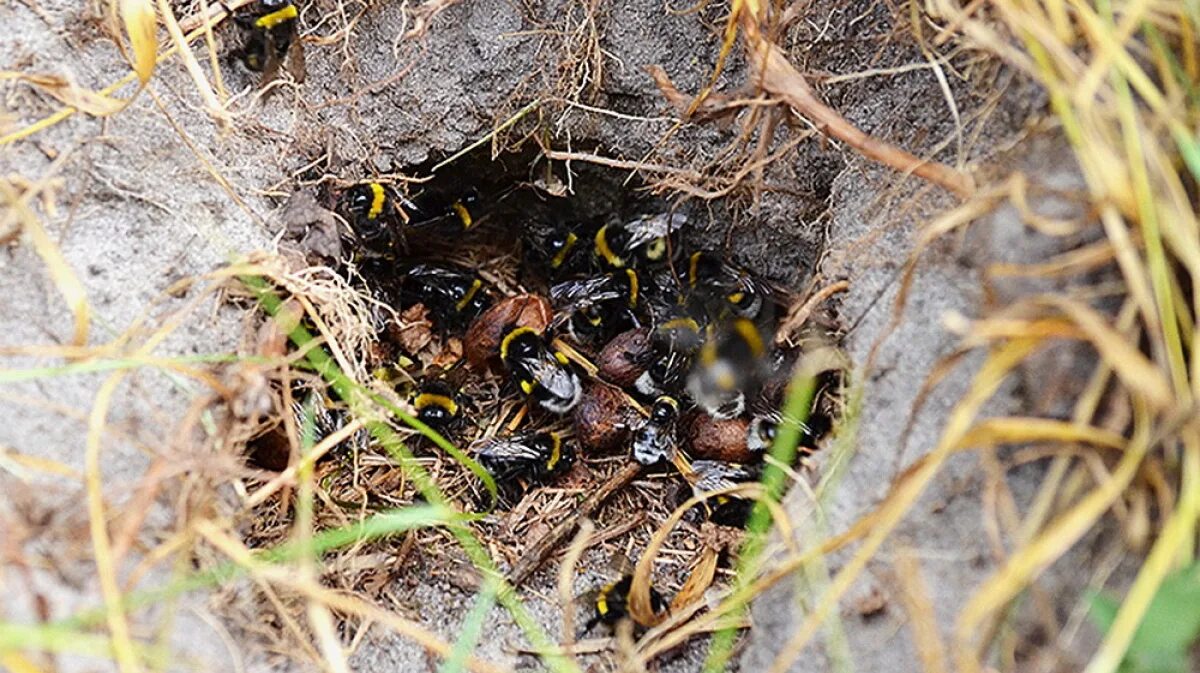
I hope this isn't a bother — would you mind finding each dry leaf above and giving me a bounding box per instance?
[119,0,157,84]
[7,73,126,116]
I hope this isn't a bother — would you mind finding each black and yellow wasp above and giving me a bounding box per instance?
[232,0,305,85]
[399,264,492,331]
[631,395,679,465]
[401,188,483,231]
[687,458,763,528]
[412,379,467,431]
[686,250,772,320]
[474,430,575,485]
[499,327,582,414]
[686,317,766,419]
[584,576,667,631]
[340,182,398,254]
[746,366,840,454]
[549,269,641,343]
[581,556,668,632]
[523,216,586,277]
[593,212,686,270]
[634,316,704,398]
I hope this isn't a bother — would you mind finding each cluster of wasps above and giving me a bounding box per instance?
[230,0,837,636]
[285,171,842,632]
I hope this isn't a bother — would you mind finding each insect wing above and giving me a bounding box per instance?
[624,213,686,249]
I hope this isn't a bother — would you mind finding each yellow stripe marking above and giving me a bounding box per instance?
[520,379,534,394]
[594,225,623,268]
[688,251,702,287]
[550,232,578,268]
[414,393,458,416]
[500,326,537,360]
[644,237,666,261]
[625,269,639,308]
[453,201,473,229]
[554,351,570,365]
[732,318,764,357]
[367,183,385,220]
[662,317,699,334]
[254,4,297,28]
[545,433,562,471]
[454,278,482,312]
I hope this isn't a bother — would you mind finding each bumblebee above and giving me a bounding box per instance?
[233,0,305,85]
[523,216,589,277]
[340,182,398,253]
[550,269,640,343]
[474,430,575,485]
[686,251,769,320]
[632,395,679,465]
[746,410,825,455]
[688,459,763,528]
[399,264,492,330]
[593,212,686,270]
[250,386,367,470]
[634,316,703,397]
[500,327,582,414]
[412,380,466,431]
[583,574,668,632]
[686,318,767,419]
[401,188,482,231]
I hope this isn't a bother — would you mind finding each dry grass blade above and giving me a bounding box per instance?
[1,73,126,115]
[628,482,773,628]
[195,522,511,673]
[558,519,596,658]
[954,398,1153,673]
[86,373,141,673]
[0,180,90,348]
[668,546,719,614]
[766,338,1040,673]
[957,417,1126,452]
[735,0,974,196]
[1034,295,1173,410]
[895,549,949,673]
[118,0,157,85]
[0,653,48,673]
[155,0,228,126]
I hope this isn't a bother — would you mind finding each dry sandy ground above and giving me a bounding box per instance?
[1,0,1110,670]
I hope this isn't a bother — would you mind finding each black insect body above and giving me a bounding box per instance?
[686,251,770,320]
[584,575,668,631]
[234,0,305,85]
[523,216,591,278]
[401,188,482,231]
[289,388,369,455]
[746,410,823,455]
[550,269,641,343]
[399,264,492,330]
[593,213,686,270]
[686,318,767,419]
[632,395,679,465]
[634,316,704,398]
[340,182,399,254]
[500,327,582,414]
[688,459,763,528]
[474,431,575,485]
[412,380,465,430]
